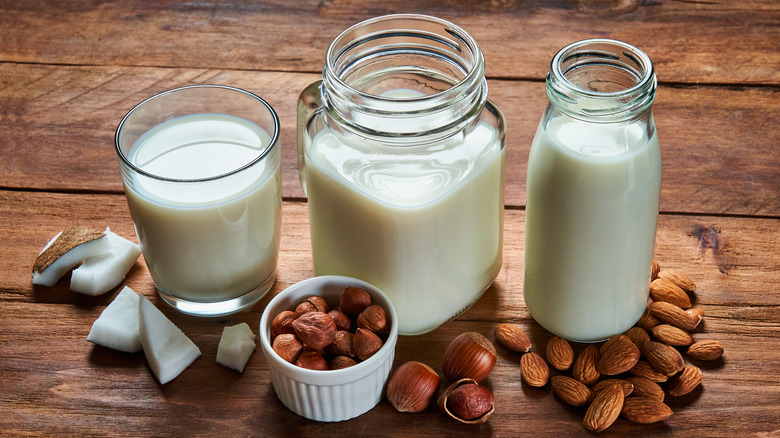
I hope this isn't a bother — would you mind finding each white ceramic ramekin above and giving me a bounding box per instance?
[259,275,398,422]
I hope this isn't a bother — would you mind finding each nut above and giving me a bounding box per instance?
[353,328,383,361]
[339,286,371,315]
[356,304,388,334]
[294,349,328,370]
[326,330,354,357]
[626,376,665,402]
[624,327,651,353]
[648,301,698,331]
[442,332,497,383]
[668,365,703,397]
[652,324,694,346]
[329,355,358,370]
[636,307,662,331]
[685,308,704,329]
[621,397,673,424]
[686,339,724,360]
[551,375,595,407]
[494,323,531,352]
[328,309,353,332]
[651,260,660,281]
[520,352,549,387]
[592,379,634,397]
[658,269,696,292]
[644,341,684,376]
[629,360,669,383]
[572,344,601,386]
[272,333,302,364]
[598,335,640,375]
[437,378,494,424]
[292,311,337,350]
[387,361,441,412]
[270,310,296,340]
[583,383,624,432]
[546,336,574,371]
[649,278,691,309]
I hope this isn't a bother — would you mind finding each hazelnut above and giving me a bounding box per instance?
[386,361,441,413]
[353,328,383,361]
[328,309,353,332]
[270,310,296,340]
[295,349,328,370]
[356,304,388,334]
[329,356,358,370]
[294,296,329,318]
[442,332,496,383]
[293,311,337,350]
[272,333,302,364]
[437,378,494,424]
[326,330,354,357]
[339,286,371,315]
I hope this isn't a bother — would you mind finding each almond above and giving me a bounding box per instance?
[686,340,724,361]
[621,397,673,424]
[626,376,665,402]
[649,278,691,309]
[629,360,669,383]
[624,327,650,354]
[651,260,660,281]
[494,323,531,353]
[644,341,684,376]
[520,352,549,387]
[648,301,697,331]
[572,345,601,386]
[598,335,640,375]
[668,365,703,397]
[583,383,624,432]
[685,308,704,329]
[551,375,595,407]
[546,336,574,371]
[652,324,694,346]
[636,307,662,331]
[658,269,696,292]
[592,379,634,397]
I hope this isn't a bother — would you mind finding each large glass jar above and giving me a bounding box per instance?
[524,39,662,342]
[298,14,506,335]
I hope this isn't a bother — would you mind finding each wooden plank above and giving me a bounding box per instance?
[0,1,777,85]
[2,64,779,216]
[1,191,778,436]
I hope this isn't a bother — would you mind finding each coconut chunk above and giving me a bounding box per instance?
[32,226,111,286]
[70,228,141,296]
[216,323,256,373]
[86,286,142,353]
[138,294,201,384]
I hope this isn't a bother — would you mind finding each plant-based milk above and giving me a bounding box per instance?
[305,122,505,335]
[524,116,661,342]
[124,114,281,302]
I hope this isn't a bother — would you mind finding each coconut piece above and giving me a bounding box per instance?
[138,294,201,384]
[32,226,111,286]
[86,286,142,353]
[216,323,256,373]
[70,228,141,296]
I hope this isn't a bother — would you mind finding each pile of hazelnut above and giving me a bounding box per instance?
[270,287,389,370]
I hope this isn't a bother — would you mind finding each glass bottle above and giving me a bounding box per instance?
[524,39,662,342]
[298,14,506,335]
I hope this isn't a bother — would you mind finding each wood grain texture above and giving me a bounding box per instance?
[0,1,777,84]
[1,192,778,436]
[1,64,778,216]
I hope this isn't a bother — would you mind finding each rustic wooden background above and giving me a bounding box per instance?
[1,1,778,436]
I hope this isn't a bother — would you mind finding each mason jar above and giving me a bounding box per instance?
[298,14,506,335]
[524,39,662,342]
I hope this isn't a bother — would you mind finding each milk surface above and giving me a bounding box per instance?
[524,116,661,342]
[125,114,281,302]
[305,122,505,335]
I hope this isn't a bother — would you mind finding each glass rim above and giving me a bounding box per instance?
[114,84,281,183]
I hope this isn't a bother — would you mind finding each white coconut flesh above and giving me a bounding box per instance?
[216,323,256,373]
[86,286,142,353]
[138,294,201,384]
[32,226,112,286]
[70,228,141,296]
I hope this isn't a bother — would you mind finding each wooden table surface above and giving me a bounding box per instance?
[1,1,778,436]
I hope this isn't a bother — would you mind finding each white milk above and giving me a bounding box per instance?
[124,114,281,302]
[305,122,505,335]
[524,116,661,342]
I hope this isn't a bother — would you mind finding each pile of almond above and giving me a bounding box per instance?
[497,262,724,432]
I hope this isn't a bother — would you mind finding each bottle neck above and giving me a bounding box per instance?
[546,39,656,123]
[321,14,487,141]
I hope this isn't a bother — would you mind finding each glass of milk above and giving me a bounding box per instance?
[115,85,282,317]
[524,40,662,342]
[297,15,506,335]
